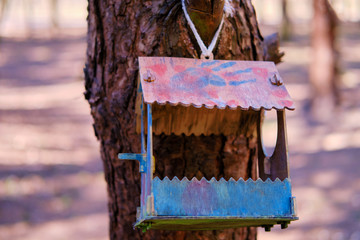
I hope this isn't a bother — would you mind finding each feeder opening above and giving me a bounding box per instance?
[261,109,278,156]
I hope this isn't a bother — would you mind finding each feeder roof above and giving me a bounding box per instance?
[139,57,294,111]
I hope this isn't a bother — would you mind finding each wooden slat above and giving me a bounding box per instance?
[136,103,259,136]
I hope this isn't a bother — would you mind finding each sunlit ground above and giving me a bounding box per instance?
[0,0,360,240]
[0,1,108,240]
[0,33,109,240]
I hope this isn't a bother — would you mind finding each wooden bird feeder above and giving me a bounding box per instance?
[118,57,298,232]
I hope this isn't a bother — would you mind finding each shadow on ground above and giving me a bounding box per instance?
[0,32,109,240]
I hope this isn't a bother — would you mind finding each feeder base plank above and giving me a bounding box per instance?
[135,216,298,231]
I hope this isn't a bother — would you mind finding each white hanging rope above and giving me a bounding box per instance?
[181,0,226,59]
[224,0,235,18]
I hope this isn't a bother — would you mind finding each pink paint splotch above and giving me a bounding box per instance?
[148,64,167,77]
[252,67,268,79]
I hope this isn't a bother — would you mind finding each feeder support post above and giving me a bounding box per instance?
[140,92,147,218]
[269,110,289,180]
[140,86,146,154]
[146,103,155,215]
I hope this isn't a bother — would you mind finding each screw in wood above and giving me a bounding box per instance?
[270,74,283,86]
[144,70,155,82]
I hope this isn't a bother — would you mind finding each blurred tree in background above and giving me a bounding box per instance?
[280,0,292,40]
[310,0,340,121]
[0,0,8,22]
[50,0,58,29]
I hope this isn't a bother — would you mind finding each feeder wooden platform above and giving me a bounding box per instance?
[136,216,297,231]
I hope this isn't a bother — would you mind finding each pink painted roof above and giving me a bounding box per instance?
[139,57,294,110]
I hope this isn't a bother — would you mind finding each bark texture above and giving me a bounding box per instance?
[310,0,339,120]
[84,0,280,239]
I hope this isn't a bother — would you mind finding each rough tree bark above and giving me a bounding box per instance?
[310,0,339,120]
[84,0,282,239]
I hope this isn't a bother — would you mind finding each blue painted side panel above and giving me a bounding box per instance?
[153,177,293,217]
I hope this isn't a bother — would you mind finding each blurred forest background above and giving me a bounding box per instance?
[0,0,359,239]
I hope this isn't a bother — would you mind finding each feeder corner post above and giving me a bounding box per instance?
[145,103,155,216]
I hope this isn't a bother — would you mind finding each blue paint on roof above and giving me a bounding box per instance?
[229,79,257,86]
[199,74,227,87]
[201,61,219,67]
[212,62,236,71]
[225,68,252,77]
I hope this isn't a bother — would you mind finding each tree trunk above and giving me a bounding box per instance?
[310,0,339,120]
[280,0,291,40]
[84,0,281,239]
[50,0,59,29]
[0,0,8,22]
